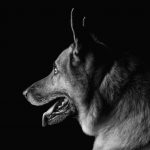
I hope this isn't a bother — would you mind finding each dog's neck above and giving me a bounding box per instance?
[95,58,150,150]
[79,56,150,150]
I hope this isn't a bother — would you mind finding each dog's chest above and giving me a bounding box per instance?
[93,130,123,150]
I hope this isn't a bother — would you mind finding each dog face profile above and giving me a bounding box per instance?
[23,9,108,131]
[23,9,150,150]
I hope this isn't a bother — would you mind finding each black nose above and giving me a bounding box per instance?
[23,86,44,102]
[23,86,35,99]
[23,89,28,98]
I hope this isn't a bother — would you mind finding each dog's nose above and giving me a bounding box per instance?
[23,89,28,98]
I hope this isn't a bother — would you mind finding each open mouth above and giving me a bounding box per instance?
[42,95,72,127]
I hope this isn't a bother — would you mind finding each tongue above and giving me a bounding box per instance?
[42,102,57,127]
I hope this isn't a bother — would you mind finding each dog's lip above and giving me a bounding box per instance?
[27,91,70,106]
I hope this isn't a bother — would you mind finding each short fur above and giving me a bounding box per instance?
[23,9,150,150]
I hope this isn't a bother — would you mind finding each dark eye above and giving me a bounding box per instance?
[53,63,58,75]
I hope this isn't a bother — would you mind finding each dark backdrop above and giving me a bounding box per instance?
[0,7,148,150]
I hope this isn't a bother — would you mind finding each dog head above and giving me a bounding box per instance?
[23,9,112,134]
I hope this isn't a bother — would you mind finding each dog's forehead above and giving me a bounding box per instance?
[55,45,73,66]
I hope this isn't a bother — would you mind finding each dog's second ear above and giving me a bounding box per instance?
[71,8,86,52]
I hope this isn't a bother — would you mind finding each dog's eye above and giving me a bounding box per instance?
[53,63,58,75]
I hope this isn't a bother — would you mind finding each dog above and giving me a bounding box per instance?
[23,9,150,150]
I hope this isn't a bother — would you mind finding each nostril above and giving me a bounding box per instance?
[23,89,28,98]
[23,85,35,98]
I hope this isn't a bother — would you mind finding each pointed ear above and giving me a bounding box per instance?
[70,8,86,49]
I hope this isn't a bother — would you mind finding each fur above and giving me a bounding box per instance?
[23,9,150,150]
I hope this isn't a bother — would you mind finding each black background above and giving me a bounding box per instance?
[0,7,148,149]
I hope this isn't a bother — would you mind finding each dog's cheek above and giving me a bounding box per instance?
[52,75,73,95]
